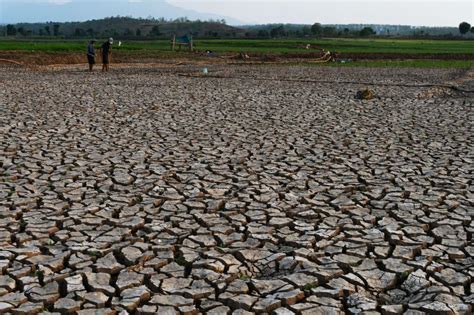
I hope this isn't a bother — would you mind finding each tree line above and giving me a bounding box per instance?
[5,23,165,38]
[2,17,474,39]
[249,22,474,38]
[247,24,373,38]
[1,16,236,39]
[458,22,473,35]
[6,24,61,36]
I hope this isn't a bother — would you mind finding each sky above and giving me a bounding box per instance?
[0,0,243,24]
[1,0,472,26]
[170,0,474,26]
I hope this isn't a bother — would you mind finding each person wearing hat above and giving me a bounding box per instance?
[100,38,113,72]
[87,39,96,72]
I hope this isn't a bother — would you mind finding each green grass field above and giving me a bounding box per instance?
[198,38,474,55]
[0,38,473,68]
[1,38,473,55]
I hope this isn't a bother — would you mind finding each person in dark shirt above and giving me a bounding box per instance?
[86,39,96,72]
[100,38,113,72]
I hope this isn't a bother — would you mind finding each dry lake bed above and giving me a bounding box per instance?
[0,64,473,314]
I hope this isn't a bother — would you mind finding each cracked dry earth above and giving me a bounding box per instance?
[0,64,473,315]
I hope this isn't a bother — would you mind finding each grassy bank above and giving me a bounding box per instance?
[0,38,473,55]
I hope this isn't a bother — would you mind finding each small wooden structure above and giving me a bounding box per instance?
[171,35,193,51]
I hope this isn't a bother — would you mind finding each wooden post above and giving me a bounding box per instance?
[172,35,176,51]
[190,36,193,52]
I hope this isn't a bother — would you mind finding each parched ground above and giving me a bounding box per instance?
[0,64,473,315]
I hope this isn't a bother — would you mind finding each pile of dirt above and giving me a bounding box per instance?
[356,88,376,100]
[2,50,472,67]
[0,51,84,66]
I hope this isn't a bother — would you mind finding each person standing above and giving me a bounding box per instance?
[87,39,96,72]
[100,38,113,72]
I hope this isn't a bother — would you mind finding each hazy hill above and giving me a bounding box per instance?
[3,18,470,39]
[9,17,245,38]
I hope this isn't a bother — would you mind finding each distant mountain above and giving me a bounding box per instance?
[0,0,244,25]
[7,17,245,38]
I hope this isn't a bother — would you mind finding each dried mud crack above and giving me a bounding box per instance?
[0,64,472,314]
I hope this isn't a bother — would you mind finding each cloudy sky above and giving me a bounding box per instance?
[1,0,472,26]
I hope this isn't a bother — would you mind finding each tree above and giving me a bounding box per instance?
[123,28,134,36]
[6,24,16,36]
[136,28,142,36]
[74,28,85,37]
[302,26,311,36]
[459,22,471,35]
[149,25,161,36]
[44,25,50,35]
[359,27,376,36]
[86,28,95,36]
[257,30,270,38]
[17,27,26,36]
[471,27,474,33]
[53,24,60,36]
[270,25,285,38]
[322,26,337,37]
[311,23,322,37]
